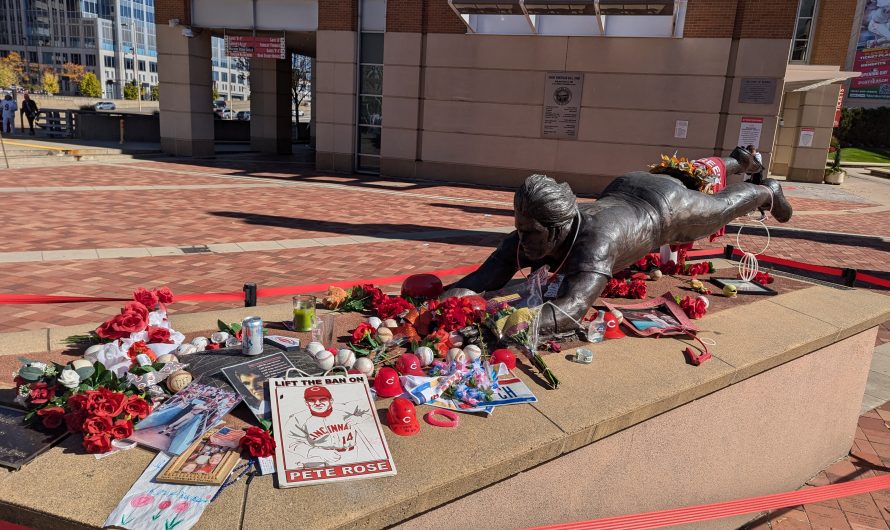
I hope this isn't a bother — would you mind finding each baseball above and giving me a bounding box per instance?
[447,347,467,364]
[306,341,326,358]
[376,327,394,344]
[368,316,383,329]
[353,357,375,377]
[415,346,435,367]
[315,349,335,371]
[383,318,398,328]
[156,353,178,364]
[166,370,193,393]
[336,348,357,369]
[463,344,482,362]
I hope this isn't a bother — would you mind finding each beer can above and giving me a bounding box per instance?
[242,316,264,356]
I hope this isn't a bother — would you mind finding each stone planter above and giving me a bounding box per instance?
[825,169,846,185]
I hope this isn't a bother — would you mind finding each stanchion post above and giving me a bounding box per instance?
[243,283,257,307]
[723,245,735,260]
[0,128,8,169]
[842,268,857,287]
[119,117,124,145]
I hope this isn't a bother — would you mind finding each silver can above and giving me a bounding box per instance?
[241,316,264,356]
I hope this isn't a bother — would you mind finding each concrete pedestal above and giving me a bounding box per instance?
[0,285,887,529]
[156,25,214,157]
[249,58,293,155]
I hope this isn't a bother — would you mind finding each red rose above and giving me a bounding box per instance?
[127,340,157,365]
[95,388,127,418]
[84,390,104,415]
[647,253,662,268]
[37,407,65,429]
[660,260,679,276]
[752,272,773,285]
[634,257,649,270]
[83,415,113,435]
[679,296,707,319]
[146,326,172,344]
[375,296,414,321]
[67,393,88,413]
[628,279,647,299]
[95,302,149,340]
[153,286,174,304]
[603,278,630,298]
[82,433,112,454]
[28,382,56,405]
[110,419,133,440]
[133,287,159,309]
[238,427,276,458]
[351,323,376,344]
[64,411,85,433]
[685,262,710,276]
[125,395,152,420]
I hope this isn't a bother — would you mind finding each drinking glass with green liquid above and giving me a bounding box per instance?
[292,295,316,332]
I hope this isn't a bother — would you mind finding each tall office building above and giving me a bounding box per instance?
[0,0,247,100]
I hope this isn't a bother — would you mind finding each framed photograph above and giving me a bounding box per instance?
[156,427,242,486]
[710,277,778,296]
[622,307,683,332]
[129,382,241,455]
[221,352,295,422]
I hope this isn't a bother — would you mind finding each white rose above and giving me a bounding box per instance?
[57,369,80,389]
[210,331,229,344]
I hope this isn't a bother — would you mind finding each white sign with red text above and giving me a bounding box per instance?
[270,375,395,487]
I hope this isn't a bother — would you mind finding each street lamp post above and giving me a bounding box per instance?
[121,22,142,111]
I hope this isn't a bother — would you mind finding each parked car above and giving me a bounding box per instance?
[94,101,116,111]
[219,109,236,120]
[213,100,227,110]
[236,111,251,121]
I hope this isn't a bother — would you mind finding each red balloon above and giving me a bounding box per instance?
[401,274,444,299]
[490,349,517,370]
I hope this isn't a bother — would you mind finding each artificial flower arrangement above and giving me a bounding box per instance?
[15,359,154,454]
[675,295,709,320]
[650,153,721,193]
[14,286,188,454]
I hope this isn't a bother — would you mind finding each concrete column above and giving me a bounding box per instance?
[785,84,840,183]
[156,25,214,157]
[315,30,357,172]
[379,32,422,179]
[249,57,292,154]
[309,57,316,149]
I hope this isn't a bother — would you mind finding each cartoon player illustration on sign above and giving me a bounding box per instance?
[283,386,381,468]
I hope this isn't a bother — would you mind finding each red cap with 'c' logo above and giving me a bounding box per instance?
[374,367,403,398]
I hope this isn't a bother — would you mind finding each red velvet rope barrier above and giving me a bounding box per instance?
[530,473,890,530]
[0,249,887,306]
[0,265,480,305]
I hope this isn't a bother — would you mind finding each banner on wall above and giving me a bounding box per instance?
[849,0,890,100]
[833,87,845,127]
[224,36,286,60]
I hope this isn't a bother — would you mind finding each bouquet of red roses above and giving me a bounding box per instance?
[17,360,153,454]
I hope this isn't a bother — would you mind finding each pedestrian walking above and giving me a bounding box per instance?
[1,94,17,135]
[20,94,38,136]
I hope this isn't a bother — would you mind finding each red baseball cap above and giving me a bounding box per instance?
[395,353,425,376]
[490,349,517,370]
[374,367,403,398]
[603,312,625,339]
[387,397,420,436]
[304,386,332,400]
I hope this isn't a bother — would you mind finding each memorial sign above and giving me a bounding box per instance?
[0,405,67,470]
[738,78,777,104]
[738,117,764,148]
[542,72,583,139]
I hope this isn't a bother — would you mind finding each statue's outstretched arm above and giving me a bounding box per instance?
[448,233,520,293]
[537,272,609,338]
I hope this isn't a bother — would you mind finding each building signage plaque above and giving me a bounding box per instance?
[738,78,777,104]
[543,72,583,139]
[225,36,286,60]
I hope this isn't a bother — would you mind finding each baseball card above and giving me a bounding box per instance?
[269,374,396,487]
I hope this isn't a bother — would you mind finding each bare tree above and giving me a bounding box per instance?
[292,54,311,110]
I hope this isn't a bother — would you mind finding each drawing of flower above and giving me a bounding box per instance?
[165,501,190,530]
[152,499,172,521]
[130,494,154,508]
[172,501,189,513]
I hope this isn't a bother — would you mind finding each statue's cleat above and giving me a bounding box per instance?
[730,146,764,175]
[760,178,793,222]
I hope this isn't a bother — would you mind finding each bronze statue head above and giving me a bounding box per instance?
[514,174,578,261]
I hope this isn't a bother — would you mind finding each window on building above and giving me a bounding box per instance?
[104,55,115,68]
[71,53,81,65]
[357,28,383,173]
[790,0,818,63]
[125,58,134,70]
[222,72,228,82]
[86,54,96,66]
[138,60,145,71]
[149,62,156,72]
